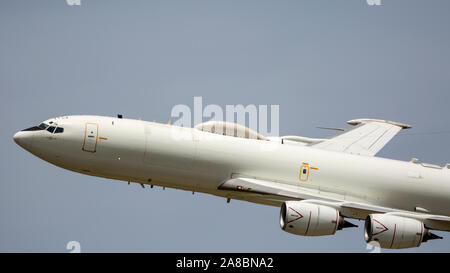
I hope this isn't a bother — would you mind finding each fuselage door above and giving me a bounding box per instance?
[82,123,98,152]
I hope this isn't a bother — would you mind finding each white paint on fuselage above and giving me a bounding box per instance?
[14,115,450,217]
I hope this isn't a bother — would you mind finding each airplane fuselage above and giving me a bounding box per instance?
[14,115,450,218]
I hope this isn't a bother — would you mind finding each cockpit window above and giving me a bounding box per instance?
[38,123,49,130]
[22,126,42,131]
[45,125,64,134]
[21,122,50,131]
[54,127,64,134]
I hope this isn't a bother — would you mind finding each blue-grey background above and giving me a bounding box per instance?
[1,0,449,252]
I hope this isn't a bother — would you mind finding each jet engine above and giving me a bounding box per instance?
[364,214,442,249]
[280,201,356,236]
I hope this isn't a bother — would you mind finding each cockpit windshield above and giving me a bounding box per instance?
[22,123,49,131]
[21,122,64,134]
[46,125,64,134]
[38,123,48,129]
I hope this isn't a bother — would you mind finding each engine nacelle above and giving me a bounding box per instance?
[280,201,344,236]
[364,214,426,249]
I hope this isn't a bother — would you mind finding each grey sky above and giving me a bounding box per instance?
[1,0,449,252]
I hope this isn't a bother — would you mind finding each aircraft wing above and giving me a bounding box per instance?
[218,176,450,232]
[310,119,411,156]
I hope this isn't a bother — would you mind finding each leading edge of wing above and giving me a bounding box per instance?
[218,176,450,231]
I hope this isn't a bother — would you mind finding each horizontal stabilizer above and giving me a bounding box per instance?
[311,118,411,156]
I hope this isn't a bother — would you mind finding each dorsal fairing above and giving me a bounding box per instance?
[194,121,269,141]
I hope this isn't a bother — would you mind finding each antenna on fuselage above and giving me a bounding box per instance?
[316,126,345,131]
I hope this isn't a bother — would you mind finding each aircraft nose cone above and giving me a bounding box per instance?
[13,131,34,149]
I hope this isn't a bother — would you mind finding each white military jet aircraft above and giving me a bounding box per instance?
[13,115,450,249]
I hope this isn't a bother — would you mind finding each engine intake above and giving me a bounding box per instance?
[364,214,442,249]
[280,201,353,236]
